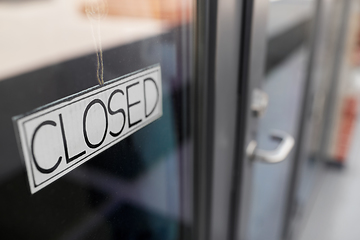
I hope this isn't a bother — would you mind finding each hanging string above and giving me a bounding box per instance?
[85,0,108,86]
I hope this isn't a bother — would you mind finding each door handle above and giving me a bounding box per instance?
[247,130,295,163]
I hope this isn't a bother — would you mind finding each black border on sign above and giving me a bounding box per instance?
[14,65,161,190]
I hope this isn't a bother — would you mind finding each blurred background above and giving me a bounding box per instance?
[0,0,360,239]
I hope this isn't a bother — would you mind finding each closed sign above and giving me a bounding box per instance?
[13,65,162,194]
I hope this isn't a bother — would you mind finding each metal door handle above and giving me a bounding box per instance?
[247,130,295,163]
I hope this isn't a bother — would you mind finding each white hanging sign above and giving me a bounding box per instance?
[13,65,162,194]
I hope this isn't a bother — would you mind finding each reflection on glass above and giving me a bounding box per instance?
[0,0,194,239]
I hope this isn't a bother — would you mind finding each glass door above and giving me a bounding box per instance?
[0,0,314,239]
[230,0,320,240]
[248,1,317,239]
[0,0,198,239]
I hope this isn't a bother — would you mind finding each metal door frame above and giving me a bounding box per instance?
[193,0,251,239]
[230,0,269,239]
[193,0,270,239]
[193,0,247,238]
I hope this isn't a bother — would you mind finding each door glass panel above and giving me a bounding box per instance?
[296,0,349,223]
[0,0,194,239]
[248,1,316,240]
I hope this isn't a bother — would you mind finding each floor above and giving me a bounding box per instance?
[299,104,360,240]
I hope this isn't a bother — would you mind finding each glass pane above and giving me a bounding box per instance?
[0,0,194,239]
[296,0,348,220]
[248,1,316,240]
